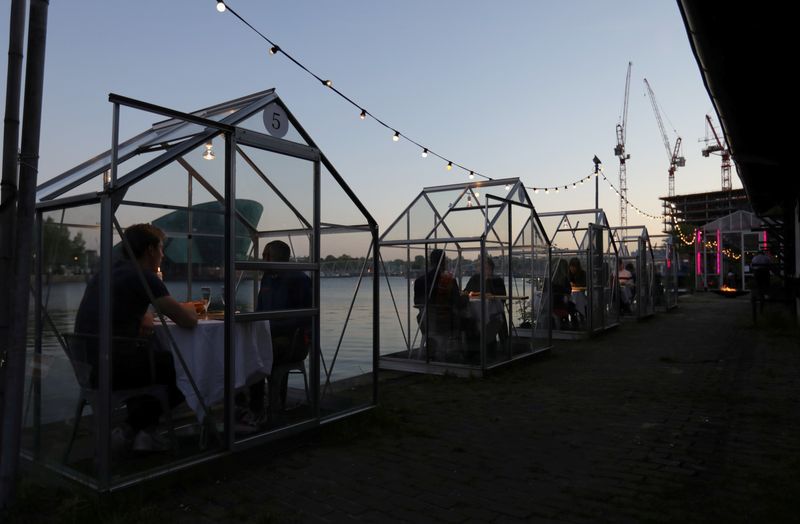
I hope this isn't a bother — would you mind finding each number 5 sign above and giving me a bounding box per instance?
[263,102,288,138]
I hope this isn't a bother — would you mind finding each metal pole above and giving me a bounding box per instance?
[0,0,49,507]
[593,156,601,221]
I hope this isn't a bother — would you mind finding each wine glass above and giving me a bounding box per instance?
[201,287,211,318]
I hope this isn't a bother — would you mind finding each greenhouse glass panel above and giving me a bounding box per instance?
[610,225,656,319]
[379,179,551,377]
[538,209,620,339]
[31,90,377,491]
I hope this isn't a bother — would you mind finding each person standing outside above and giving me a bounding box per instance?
[75,223,197,451]
[750,250,772,317]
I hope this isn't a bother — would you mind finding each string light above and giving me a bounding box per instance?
[214,1,679,210]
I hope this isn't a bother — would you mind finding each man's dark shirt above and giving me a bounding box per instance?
[75,259,169,338]
[463,274,507,296]
[256,270,312,339]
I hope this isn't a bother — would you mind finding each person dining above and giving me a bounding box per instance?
[551,258,573,329]
[617,260,634,313]
[74,223,197,452]
[568,257,587,289]
[237,240,312,428]
[413,248,462,357]
[567,257,587,325]
[463,256,508,350]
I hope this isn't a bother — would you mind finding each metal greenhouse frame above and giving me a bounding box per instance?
[378,179,552,377]
[537,209,620,339]
[610,225,656,319]
[27,90,379,491]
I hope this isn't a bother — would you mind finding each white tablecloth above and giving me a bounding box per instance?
[155,319,272,419]
[570,290,587,316]
[467,297,505,322]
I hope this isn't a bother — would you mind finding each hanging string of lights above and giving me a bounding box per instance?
[214,1,664,222]
[598,170,662,221]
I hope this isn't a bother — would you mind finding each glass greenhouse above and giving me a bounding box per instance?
[378,179,552,377]
[536,209,620,338]
[651,234,679,310]
[610,225,656,319]
[695,210,766,290]
[27,90,378,490]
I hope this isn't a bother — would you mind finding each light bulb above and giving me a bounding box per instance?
[216,1,226,13]
[534,189,539,194]
[323,79,333,87]
[203,141,215,160]
[469,171,474,180]
[446,162,452,171]
[392,131,400,142]
[360,109,366,120]
[545,188,549,194]
[505,184,511,191]
[421,148,428,158]
[269,45,280,55]
[474,191,480,198]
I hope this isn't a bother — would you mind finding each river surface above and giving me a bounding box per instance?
[25,275,535,424]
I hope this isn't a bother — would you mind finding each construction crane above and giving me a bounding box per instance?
[701,114,732,191]
[615,62,632,227]
[643,78,685,198]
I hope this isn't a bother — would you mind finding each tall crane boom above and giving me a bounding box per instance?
[615,62,632,227]
[702,114,732,191]
[643,78,685,198]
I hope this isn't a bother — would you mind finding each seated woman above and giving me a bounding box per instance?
[463,257,508,349]
[567,257,587,326]
[551,258,572,329]
[413,249,463,358]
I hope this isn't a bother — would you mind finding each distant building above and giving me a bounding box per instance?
[660,189,750,231]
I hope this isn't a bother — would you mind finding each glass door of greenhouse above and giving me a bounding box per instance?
[231,131,321,447]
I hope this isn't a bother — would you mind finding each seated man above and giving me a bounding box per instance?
[413,248,463,357]
[463,256,508,349]
[74,223,197,452]
[617,260,634,313]
[241,240,311,425]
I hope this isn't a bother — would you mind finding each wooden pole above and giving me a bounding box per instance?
[0,0,27,427]
[0,0,49,509]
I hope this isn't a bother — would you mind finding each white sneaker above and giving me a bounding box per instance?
[132,429,171,452]
[111,427,132,454]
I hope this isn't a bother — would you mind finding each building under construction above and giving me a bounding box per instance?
[660,188,750,231]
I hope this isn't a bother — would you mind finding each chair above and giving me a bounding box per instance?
[62,333,176,463]
[266,328,310,421]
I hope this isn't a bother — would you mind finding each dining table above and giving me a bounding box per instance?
[154,316,272,420]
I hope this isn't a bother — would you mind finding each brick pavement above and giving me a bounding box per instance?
[9,293,800,523]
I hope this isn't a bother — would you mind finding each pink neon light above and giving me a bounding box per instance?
[695,230,702,275]
[763,230,767,250]
[716,229,721,275]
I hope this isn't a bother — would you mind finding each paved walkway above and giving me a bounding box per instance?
[10,293,800,523]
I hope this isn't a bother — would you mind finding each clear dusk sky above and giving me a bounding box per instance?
[1,0,740,254]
